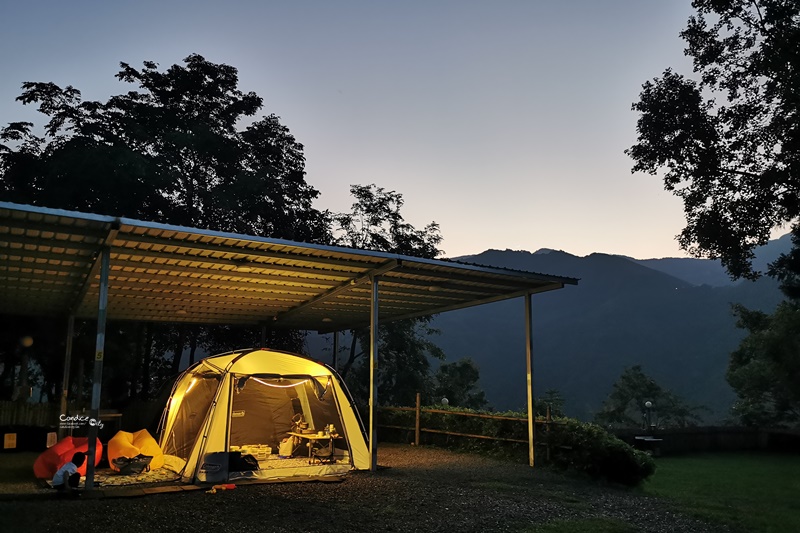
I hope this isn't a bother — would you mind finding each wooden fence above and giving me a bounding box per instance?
[377,393,559,458]
[0,401,64,427]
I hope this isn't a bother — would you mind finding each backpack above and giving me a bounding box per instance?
[112,454,153,475]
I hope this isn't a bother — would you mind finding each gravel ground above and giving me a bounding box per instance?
[0,444,730,533]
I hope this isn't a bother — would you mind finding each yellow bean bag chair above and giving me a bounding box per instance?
[108,429,164,471]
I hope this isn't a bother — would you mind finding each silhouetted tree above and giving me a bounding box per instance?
[626,1,800,281]
[333,184,447,406]
[594,366,705,429]
[431,358,488,409]
[626,0,800,428]
[728,302,800,426]
[0,54,330,402]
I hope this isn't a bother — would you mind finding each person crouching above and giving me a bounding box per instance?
[52,452,85,494]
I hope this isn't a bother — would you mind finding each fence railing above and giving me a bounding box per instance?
[377,393,560,459]
[0,401,64,427]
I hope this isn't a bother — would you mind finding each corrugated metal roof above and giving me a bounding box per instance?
[0,202,578,331]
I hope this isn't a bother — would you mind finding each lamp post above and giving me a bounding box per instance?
[644,400,653,431]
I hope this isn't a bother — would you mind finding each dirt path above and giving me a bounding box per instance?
[0,444,728,532]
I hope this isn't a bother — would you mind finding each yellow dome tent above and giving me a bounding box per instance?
[158,348,369,484]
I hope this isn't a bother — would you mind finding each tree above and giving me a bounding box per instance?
[626,1,800,280]
[594,366,706,429]
[333,184,442,257]
[0,54,329,243]
[728,302,800,426]
[534,388,565,418]
[333,184,447,406]
[626,1,800,428]
[431,358,488,409]
[0,55,331,403]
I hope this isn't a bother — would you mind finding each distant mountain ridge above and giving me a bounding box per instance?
[435,236,788,421]
[629,233,792,287]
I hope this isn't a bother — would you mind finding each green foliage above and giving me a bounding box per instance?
[346,319,445,407]
[333,184,442,257]
[644,453,800,533]
[379,403,655,486]
[525,518,636,533]
[0,55,333,401]
[534,388,566,417]
[626,1,800,280]
[626,4,800,430]
[0,54,329,243]
[432,358,488,409]
[547,418,655,486]
[594,366,706,429]
[333,184,449,406]
[728,301,800,426]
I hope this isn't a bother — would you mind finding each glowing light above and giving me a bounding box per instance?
[251,377,309,388]
[185,378,198,394]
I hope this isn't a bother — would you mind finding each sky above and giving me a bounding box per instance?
[0,1,708,260]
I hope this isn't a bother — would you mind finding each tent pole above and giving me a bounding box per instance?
[525,293,535,467]
[58,314,75,439]
[369,275,379,472]
[85,247,110,490]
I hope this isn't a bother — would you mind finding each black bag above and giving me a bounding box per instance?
[112,454,153,475]
[228,451,260,472]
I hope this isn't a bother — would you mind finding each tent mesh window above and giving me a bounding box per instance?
[162,373,219,461]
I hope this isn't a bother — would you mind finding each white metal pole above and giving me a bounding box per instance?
[85,247,110,490]
[369,275,379,471]
[525,293,535,467]
[58,314,75,439]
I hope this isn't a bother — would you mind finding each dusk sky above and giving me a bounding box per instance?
[0,1,720,260]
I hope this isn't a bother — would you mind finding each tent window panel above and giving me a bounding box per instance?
[302,378,345,436]
[229,381,293,451]
[162,376,218,460]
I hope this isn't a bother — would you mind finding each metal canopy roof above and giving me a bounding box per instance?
[0,202,578,331]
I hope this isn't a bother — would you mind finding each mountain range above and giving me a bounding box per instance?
[429,235,790,421]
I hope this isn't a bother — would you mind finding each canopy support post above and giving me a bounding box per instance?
[332,331,339,371]
[525,292,535,467]
[86,247,110,490]
[369,275,379,472]
[58,314,75,439]
[260,323,267,347]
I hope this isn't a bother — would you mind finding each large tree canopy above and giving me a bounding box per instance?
[0,55,330,402]
[626,0,800,280]
[0,54,329,243]
[594,366,706,429]
[728,302,800,426]
[333,184,448,406]
[628,1,800,427]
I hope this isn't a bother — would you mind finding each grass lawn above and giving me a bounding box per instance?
[643,452,800,533]
[524,518,636,533]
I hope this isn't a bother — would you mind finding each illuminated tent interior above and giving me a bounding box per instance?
[0,201,578,488]
[161,348,368,483]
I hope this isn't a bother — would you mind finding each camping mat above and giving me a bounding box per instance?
[92,468,182,487]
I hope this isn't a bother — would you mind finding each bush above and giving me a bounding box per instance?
[547,418,656,486]
[377,406,656,486]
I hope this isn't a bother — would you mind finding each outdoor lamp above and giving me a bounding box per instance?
[644,401,653,429]
[441,397,449,406]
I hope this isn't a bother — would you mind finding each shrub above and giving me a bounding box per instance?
[377,406,656,486]
[547,418,656,486]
